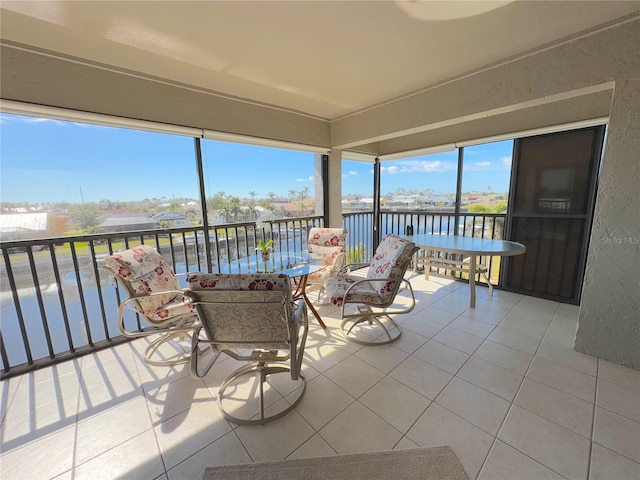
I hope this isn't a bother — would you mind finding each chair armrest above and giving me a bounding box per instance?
[341,276,412,299]
[337,262,369,275]
[176,271,205,278]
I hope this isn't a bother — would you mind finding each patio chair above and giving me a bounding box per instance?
[103,245,198,367]
[186,273,308,425]
[305,227,348,303]
[325,233,419,345]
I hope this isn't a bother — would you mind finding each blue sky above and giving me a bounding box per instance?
[0,113,512,203]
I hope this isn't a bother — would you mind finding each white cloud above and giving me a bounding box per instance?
[502,156,512,168]
[475,161,491,167]
[295,176,314,182]
[348,170,357,176]
[381,160,447,175]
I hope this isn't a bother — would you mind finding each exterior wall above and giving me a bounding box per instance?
[574,78,640,369]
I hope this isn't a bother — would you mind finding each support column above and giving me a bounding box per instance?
[575,78,640,370]
[326,149,343,227]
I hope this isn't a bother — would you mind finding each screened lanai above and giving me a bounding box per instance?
[1,3,639,480]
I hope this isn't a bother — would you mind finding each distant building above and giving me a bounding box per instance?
[0,212,67,241]
[98,212,191,233]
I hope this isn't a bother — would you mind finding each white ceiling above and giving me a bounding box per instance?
[1,1,639,120]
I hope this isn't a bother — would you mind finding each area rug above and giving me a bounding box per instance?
[201,445,469,480]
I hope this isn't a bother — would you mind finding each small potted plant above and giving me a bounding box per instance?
[255,239,274,263]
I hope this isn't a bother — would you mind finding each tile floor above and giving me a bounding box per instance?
[1,275,639,479]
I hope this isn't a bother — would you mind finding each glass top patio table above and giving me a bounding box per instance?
[400,233,526,308]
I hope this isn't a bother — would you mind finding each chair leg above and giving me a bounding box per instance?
[217,362,306,425]
[340,305,402,346]
[143,330,192,367]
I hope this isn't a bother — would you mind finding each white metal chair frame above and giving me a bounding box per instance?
[186,273,308,425]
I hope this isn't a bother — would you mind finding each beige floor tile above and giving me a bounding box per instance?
[598,359,640,392]
[236,407,315,462]
[433,326,485,354]
[75,396,153,465]
[1,394,78,447]
[198,355,246,391]
[394,435,420,449]
[462,305,510,325]
[287,433,337,459]
[353,343,409,373]
[514,297,559,315]
[155,401,233,469]
[391,329,429,354]
[487,326,541,355]
[0,425,76,480]
[407,403,494,480]
[515,378,593,438]
[144,374,213,424]
[290,375,354,430]
[536,338,598,376]
[26,360,83,385]
[413,340,470,374]
[593,406,640,463]
[7,371,81,419]
[498,405,590,480]
[130,336,193,372]
[77,375,143,420]
[589,443,640,480]
[474,340,533,375]
[451,284,490,300]
[135,356,193,386]
[360,376,431,433]
[51,470,73,480]
[401,316,447,338]
[544,320,579,344]
[472,298,515,316]
[498,316,549,340]
[436,377,510,436]
[418,305,461,325]
[457,356,523,402]
[79,353,141,390]
[73,429,164,480]
[596,378,640,422]
[478,440,564,480]
[324,354,385,398]
[431,293,473,315]
[166,431,250,480]
[319,401,402,454]
[80,342,134,367]
[527,357,596,403]
[448,316,496,338]
[302,344,352,373]
[389,356,452,400]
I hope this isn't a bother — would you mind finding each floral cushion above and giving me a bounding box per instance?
[324,276,386,307]
[104,245,194,322]
[306,228,347,284]
[325,234,418,307]
[186,273,296,349]
[186,273,290,291]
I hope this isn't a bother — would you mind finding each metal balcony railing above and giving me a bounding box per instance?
[0,211,504,377]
